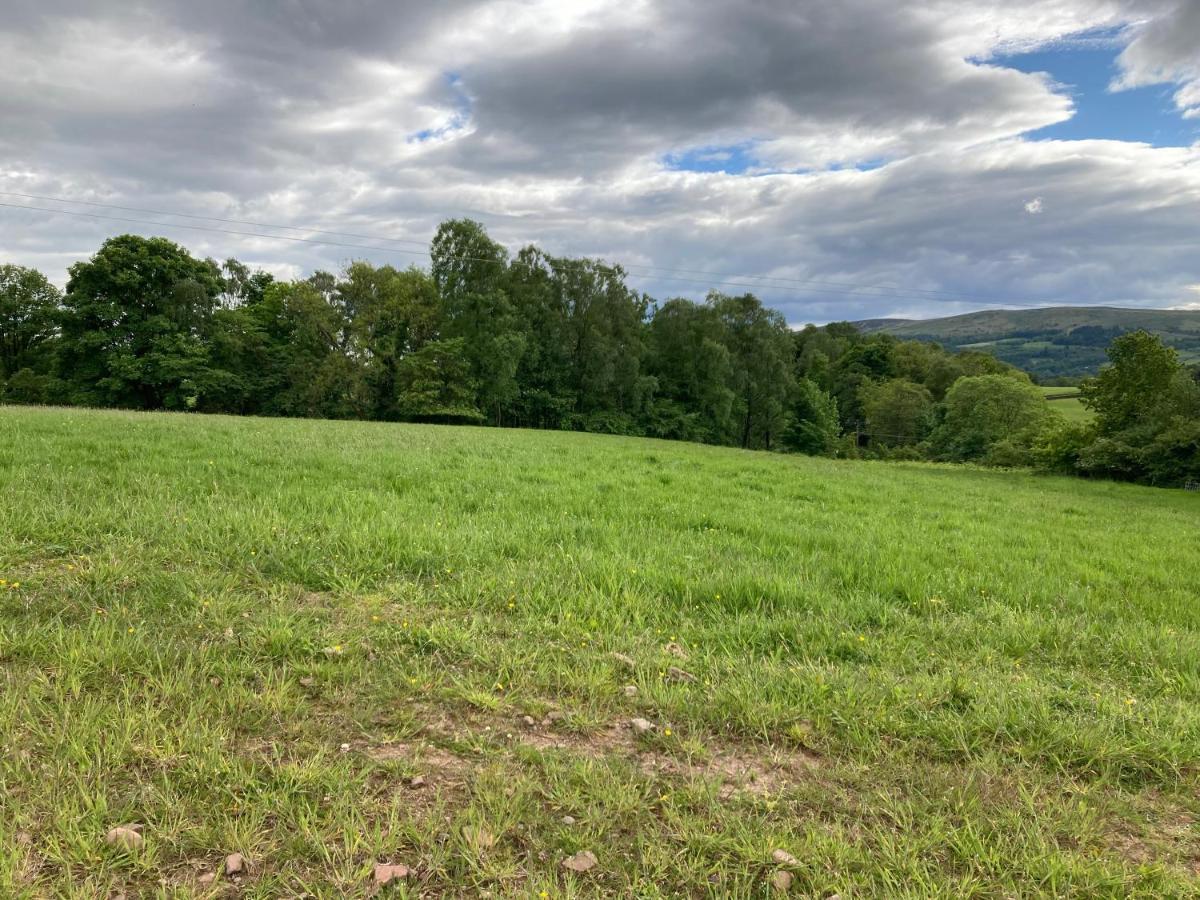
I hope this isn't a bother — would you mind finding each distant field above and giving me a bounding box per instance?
[2,407,1199,896]
[1038,386,1094,424]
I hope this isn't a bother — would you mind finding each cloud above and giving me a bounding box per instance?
[1,0,1199,323]
[1114,1,1200,119]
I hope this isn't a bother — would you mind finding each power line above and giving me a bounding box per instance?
[0,189,976,301]
[0,198,1053,309]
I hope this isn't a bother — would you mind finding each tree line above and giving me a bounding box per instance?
[2,220,1197,485]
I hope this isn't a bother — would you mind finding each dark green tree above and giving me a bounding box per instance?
[394,337,482,422]
[781,378,840,455]
[0,264,60,380]
[58,235,223,409]
[710,292,794,449]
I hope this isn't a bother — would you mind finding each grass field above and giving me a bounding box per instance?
[1038,387,1094,425]
[2,406,1199,897]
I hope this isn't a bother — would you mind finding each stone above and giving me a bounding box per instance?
[771,849,798,866]
[561,849,598,873]
[772,870,794,892]
[409,775,426,788]
[198,872,216,885]
[664,641,687,658]
[561,815,576,825]
[104,826,144,851]
[610,652,636,669]
[623,684,638,697]
[666,666,696,683]
[373,863,410,885]
[629,717,654,735]
[224,852,247,875]
[521,715,536,727]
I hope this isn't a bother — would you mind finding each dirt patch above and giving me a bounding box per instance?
[421,714,820,799]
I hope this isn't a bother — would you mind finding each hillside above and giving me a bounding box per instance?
[2,406,1199,896]
[853,306,1200,379]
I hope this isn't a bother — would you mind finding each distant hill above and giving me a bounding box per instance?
[850,306,1200,380]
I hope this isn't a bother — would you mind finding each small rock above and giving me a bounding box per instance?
[826,895,841,900]
[610,651,636,669]
[373,863,410,885]
[561,815,576,825]
[561,849,598,873]
[666,666,696,683]
[104,826,144,851]
[339,743,351,752]
[772,870,794,892]
[198,872,216,885]
[209,676,222,687]
[223,627,235,639]
[521,715,536,727]
[298,676,315,687]
[224,852,247,875]
[409,775,426,788]
[771,849,798,866]
[623,684,638,697]
[629,717,654,735]
[664,641,687,658]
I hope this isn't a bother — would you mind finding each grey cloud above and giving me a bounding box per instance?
[2,0,1200,323]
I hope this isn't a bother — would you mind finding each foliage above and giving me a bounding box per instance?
[931,374,1057,463]
[5,228,1197,486]
[0,264,60,379]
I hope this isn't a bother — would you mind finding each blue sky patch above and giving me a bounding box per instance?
[998,42,1197,146]
[663,142,762,174]
[409,72,472,143]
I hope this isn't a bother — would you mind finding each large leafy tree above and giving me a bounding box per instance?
[431,219,524,424]
[781,378,840,455]
[710,292,794,449]
[861,378,934,447]
[1074,331,1200,484]
[338,262,442,420]
[933,374,1055,462]
[1081,330,1194,432]
[58,235,223,409]
[0,264,61,379]
[646,298,734,442]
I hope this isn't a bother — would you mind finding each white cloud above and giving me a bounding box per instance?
[1,0,1199,320]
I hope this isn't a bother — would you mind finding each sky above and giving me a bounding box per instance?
[1,1,1200,324]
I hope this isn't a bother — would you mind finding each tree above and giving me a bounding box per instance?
[1073,331,1200,484]
[710,292,794,449]
[394,338,482,422]
[933,374,1057,462]
[58,235,223,409]
[1081,330,1193,432]
[431,219,524,424]
[646,298,734,442]
[0,264,60,379]
[337,262,442,420]
[781,378,839,455]
[861,378,933,447]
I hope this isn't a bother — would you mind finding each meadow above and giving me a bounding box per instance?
[1038,386,1094,425]
[1,405,1199,897]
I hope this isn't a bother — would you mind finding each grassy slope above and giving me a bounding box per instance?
[2,406,1199,898]
[868,307,1200,342]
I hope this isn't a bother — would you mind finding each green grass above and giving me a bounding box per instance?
[2,406,1199,897]
[1037,388,1094,424]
